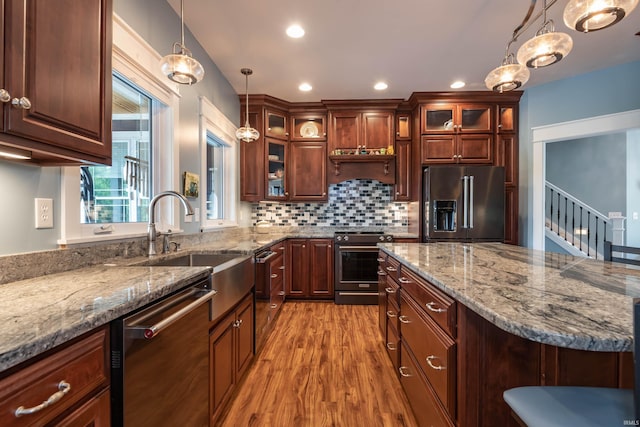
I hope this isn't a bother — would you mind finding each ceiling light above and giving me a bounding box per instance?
[450,81,466,89]
[235,68,260,143]
[160,0,204,85]
[485,53,530,92]
[564,0,639,32]
[299,83,312,92]
[286,24,305,38]
[374,82,388,91]
[0,145,32,160]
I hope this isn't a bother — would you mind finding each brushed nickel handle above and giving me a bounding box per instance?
[386,266,397,272]
[398,366,412,377]
[12,96,31,110]
[15,381,71,417]
[377,257,385,262]
[279,265,285,270]
[398,277,410,284]
[377,270,387,276]
[386,310,397,318]
[302,245,305,248]
[279,246,285,251]
[0,89,11,103]
[426,302,445,313]
[384,287,395,294]
[386,342,397,351]
[396,191,400,195]
[278,291,285,296]
[270,274,278,279]
[270,304,278,309]
[232,319,243,328]
[284,192,289,196]
[426,355,446,370]
[398,315,410,324]
[322,192,327,196]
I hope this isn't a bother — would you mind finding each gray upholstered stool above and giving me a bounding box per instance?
[504,298,640,427]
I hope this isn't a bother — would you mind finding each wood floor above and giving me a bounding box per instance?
[217,302,418,427]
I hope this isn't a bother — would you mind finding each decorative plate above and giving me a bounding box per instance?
[300,122,319,138]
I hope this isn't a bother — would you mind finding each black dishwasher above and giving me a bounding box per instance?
[110,277,213,427]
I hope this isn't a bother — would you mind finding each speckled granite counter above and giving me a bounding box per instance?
[0,265,212,372]
[379,242,640,352]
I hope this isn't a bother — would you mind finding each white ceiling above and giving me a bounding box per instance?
[168,0,640,102]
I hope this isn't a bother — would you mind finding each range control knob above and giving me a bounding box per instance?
[379,236,385,241]
[344,235,349,241]
[386,236,393,241]
[336,236,342,241]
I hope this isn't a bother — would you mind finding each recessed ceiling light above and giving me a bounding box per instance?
[450,81,466,89]
[299,82,312,92]
[374,82,388,91]
[286,24,305,38]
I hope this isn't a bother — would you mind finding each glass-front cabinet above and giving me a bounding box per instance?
[291,113,326,141]
[265,109,288,140]
[421,103,492,133]
[266,139,287,200]
[497,105,516,133]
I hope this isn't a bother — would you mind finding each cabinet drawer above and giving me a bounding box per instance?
[384,275,400,310]
[399,342,454,427]
[0,328,108,427]
[385,321,399,372]
[401,293,456,416]
[386,297,400,335]
[398,267,456,337]
[385,256,401,282]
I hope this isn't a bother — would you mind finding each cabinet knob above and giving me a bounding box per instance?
[322,192,327,196]
[396,191,400,195]
[271,274,278,279]
[0,89,11,103]
[11,97,31,110]
[284,192,289,196]
[396,131,400,136]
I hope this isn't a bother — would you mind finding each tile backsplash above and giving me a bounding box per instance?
[252,180,409,227]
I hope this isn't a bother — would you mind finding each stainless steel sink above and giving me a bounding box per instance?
[142,253,249,272]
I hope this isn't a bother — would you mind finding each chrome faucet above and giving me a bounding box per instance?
[148,191,194,256]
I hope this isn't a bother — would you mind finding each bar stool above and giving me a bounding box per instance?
[503,298,639,427]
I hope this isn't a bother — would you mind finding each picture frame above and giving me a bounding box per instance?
[183,172,200,198]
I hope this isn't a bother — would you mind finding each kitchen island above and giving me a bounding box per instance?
[379,242,639,426]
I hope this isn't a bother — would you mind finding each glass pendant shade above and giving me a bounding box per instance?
[485,62,530,92]
[235,68,260,143]
[517,28,573,68]
[160,46,205,85]
[564,0,638,32]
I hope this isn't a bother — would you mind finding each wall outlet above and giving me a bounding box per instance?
[35,198,54,229]
[194,207,200,222]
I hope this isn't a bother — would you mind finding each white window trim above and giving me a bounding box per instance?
[199,96,239,230]
[58,14,182,245]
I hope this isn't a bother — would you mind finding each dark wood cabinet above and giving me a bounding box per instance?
[421,103,493,134]
[286,238,333,299]
[328,110,394,152]
[290,113,326,141]
[265,108,288,140]
[1,0,112,165]
[395,113,411,140]
[209,294,254,425]
[421,134,493,164]
[239,109,264,202]
[394,140,411,200]
[289,141,327,201]
[265,138,287,200]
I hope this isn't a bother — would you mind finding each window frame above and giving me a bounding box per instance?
[199,96,239,230]
[58,14,182,245]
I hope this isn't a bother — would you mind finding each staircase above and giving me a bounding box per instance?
[545,181,612,260]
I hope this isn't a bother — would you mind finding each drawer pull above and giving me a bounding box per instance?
[384,287,396,294]
[398,315,410,324]
[386,310,397,318]
[15,381,71,417]
[386,266,397,272]
[398,366,412,377]
[279,265,285,270]
[278,291,285,296]
[398,277,410,284]
[377,257,385,262]
[270,274,278,279]
[270,304,278,309]
[386,342,397,351]
[426,355,446,371]
[377,270,388,276]
[426,302,446,313]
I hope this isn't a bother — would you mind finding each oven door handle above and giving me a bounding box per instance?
[336,245,380,250]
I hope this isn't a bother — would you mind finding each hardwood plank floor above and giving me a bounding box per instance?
[217,302,418,427]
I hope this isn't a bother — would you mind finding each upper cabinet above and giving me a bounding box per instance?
[328,110,395,153]
[291,113,326,141]
[265,109,289,140]
[0,0,113,165]
[421,103,492,134]
[396,113,411,140]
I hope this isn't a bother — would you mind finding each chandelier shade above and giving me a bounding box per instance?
[517,22,573,68]
[564,0,639,32]
[485,61,530,93]
[159,0,204,85]
[235,68,260,143]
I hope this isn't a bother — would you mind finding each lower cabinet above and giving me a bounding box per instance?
[286,238,334,299]
[210,294,254,425]
[0,327,110,427]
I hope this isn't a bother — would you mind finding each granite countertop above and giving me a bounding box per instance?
[379,242,640,352]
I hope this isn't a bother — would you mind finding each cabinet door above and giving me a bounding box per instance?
[289,141,327,202]
[5,0,112,162]
[265,109,288,140]
[504,186,518,245]
[210,315,235,416]
[458,104,492,133]
[286,239,309,297]
[394,140,411,200]
[291,114,326,141]
[421,104,455,134]
[308,239,333,298]
[457,134,493,164]
[240,110,264,201]
[266,139,287,200]
[329,111,360,151]
[497,104,516,133]
[396,113,411,140]
[235,297,254,379]
[362,111,394,150]
[497,134,517,186]
[56,389,110,427]
[420,135,456,164]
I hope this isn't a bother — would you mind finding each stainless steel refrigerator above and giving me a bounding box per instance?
[422,165,505,242]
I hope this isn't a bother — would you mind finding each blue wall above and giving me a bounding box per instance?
[519,60,640,248]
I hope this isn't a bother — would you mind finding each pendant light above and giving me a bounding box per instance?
[517,0,573,68]
[564,0,639,32]
[160,0,204,85]
[485,50,530,93]
[235,68,260,143]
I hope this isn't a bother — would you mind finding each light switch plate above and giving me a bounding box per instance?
[35,198,53,229]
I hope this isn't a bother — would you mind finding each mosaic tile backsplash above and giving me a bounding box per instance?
[251,180,409,227]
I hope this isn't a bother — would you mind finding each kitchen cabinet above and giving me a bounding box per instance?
[1,0,112,165]
[239,108,264,202]
[328,110,394,152]
[395,112,411,140]
[420,134,493,164]
[289,140,327,202]
[269,241,286,319]
[209,294,254,425]
[394,140,411,200]
[0,327,110,427]
[266,138,287,200]
[286,238,333,299]
[290,113,326,141]
[265,108,288,140]
[496,104,519,245]
[420,103,493,134]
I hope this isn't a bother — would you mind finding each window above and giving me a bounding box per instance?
[200,96,238,229]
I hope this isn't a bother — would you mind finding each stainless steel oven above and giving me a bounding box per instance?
[334,231,393,304]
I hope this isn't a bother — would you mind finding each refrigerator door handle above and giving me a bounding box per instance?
[469,175,474,228]
[462,176,469,229]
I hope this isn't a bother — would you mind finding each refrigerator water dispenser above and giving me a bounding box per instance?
[434,200,456,231]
